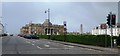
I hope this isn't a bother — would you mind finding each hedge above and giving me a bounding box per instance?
[38,35,119,47]
[117,35,120,46]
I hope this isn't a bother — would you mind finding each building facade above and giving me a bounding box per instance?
[118,1,120,23]
[0,23,4,35]
[92,23,120,36]
[20,19,64,35]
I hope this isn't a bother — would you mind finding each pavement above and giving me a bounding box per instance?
[1,36,119,54]
[48,39,119,53]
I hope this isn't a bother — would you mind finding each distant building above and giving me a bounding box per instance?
[67,32,80,35]
[92,23,120,36]
[20,19,65,35]
[118,1,120,23]
[80,24,83,34]
[0,22,4,35]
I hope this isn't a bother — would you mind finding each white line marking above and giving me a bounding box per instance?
[64,45,68,46]
[68,46,74,48]
[44,44,50,47]
[37,46,42,49]
[48,48,58,49]
[32,41,35,42]
[48,42,50,44]
[88,49,92,50]
[36,40,39,41]
[32,44,35,46]
[27,41,30,43]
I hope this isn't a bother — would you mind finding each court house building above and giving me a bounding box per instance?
[20,19,65,35]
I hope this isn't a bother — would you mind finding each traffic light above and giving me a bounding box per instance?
[112,14,116,25]
[107,14,110,26]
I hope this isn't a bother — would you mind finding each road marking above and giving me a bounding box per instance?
[44,44,50,47]
[18,52,21,54]
[37,46,42,49]
[32,43,35,45]
[64,48,71,49]
[36,40,39,41]
[39,48,70,50]
[1,37,3,39]
[26,41,30,43]
[98,51,102,52]
[48,42,50,44]
[68,46,74,48]
[88,49,92,50]
[64,45,68,46]
[32,41,35,42]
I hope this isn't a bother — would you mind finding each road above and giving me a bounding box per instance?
[2,36,118,54]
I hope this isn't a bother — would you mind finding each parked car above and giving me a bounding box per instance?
[18,34,25,37]
[10,34,13,36]
[2,33,8,36]
[24,34,39,39]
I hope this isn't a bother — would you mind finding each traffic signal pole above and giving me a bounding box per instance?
[110,12,113,48]
[107,12,116,48]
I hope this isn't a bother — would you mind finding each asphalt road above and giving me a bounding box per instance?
[2,36,118,54]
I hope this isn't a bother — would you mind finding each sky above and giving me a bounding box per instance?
[2,2,118,34]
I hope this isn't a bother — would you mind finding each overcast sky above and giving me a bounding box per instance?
[2,2,118,34]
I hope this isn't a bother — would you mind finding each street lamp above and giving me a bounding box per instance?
[45,8,51,39]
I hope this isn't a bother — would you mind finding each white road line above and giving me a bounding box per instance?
[88,49,92,50]
[98,51,102,52]
[32,44,35,46]
[48,42,50,44]
[48,48,58,49]
[44,44,50,47]
[36,40,39,41]
[64,48,71,49]
[26,41,30,43]
[37,46,42,49]
[1,37,3,39]
[64,45,68,46]
[68,46,74,48]
[32,41,35,42]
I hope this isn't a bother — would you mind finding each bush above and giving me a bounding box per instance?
[117,36,120,46]
[38,35,112,47]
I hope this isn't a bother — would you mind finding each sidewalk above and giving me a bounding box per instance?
[47,39,119,53]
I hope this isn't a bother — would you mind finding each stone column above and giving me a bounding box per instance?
[46,28,48,34]
[50,28,51,35]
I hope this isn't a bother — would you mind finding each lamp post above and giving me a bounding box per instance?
[45,9,51,39]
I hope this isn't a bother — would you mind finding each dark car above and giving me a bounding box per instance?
[10,34,13,36]
[2,33,8,36]
[24,34,39,39]
[18,34,25,37]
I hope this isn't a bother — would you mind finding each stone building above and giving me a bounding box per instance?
[0,22,4,35]
[20,19,65,35]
